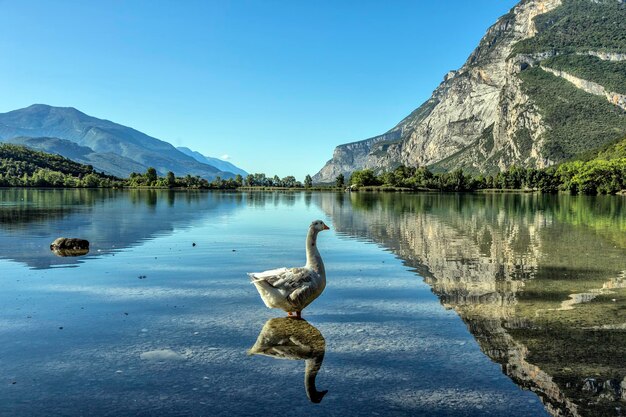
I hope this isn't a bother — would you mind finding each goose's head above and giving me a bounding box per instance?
[310,220,330,232]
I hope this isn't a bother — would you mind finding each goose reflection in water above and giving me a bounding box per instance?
[248,317,327,403]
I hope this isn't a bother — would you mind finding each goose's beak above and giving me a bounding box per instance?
[323,224,330,230]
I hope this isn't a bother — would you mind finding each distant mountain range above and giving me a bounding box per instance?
[176,147,247,177]
[0,104,246,179]
[314,0,626,182]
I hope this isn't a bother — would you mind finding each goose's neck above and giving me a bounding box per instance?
[305,228,324,273]
[304,355,327,403]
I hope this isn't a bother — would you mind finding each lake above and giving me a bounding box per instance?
[1,189,624,417]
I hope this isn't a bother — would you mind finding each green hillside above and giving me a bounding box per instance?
[510,0,626,164]
[0,144,120,187]
[542,54,626,95]
[519,67,626,161]
[573,135,626,162]
[513,0,626,54]
[596,136,626,159]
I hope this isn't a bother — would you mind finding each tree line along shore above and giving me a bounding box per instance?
[1,143,625,195]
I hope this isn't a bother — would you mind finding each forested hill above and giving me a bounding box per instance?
[0,144,119,187]
[576,135,626,162]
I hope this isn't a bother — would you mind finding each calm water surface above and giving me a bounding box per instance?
[0,189,624,416]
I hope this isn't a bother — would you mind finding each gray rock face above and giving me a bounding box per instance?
[584,50,626,61]
[313,0,564,182]
[313,130,402,183]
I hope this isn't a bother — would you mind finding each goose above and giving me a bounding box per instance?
[248,317,327,403]
[248,220,330,319]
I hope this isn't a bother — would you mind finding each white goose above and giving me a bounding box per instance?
[248,220,330,318]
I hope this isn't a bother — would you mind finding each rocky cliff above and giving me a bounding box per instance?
[314,0,626,182]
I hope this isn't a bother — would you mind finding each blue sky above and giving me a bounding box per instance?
[0,0,518,179]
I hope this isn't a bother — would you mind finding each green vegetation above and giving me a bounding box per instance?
[127,170,242,189]
[513,0,626,54]
[0,143,322,190]
[349,155,626,195]
[596,136,626,160]
[519,67,626,161]
[543,54,626,95]
[243,173,302,188]
[335,173,345,188]
[0,144,240,189]
[0,144,120,187]
[304,174,313,188]
[3,140,625,196]
[568,135,626,163]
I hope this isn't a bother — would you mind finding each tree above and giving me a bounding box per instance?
[335,173,345,188]
[146,167,158,185]
[82,173,100,188]
[282,176,297,187]
[449,169,467,191]
[350,169,378,187]
[304,174,313,188]
[253,173,267,186]
[166,171,176,187]
[412,167,433,188]
[211,176,223,188]
[235,174,243,187]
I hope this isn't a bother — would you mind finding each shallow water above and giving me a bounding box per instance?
[0,189,624,416]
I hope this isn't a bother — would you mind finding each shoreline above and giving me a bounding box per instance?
[1,185,625,196]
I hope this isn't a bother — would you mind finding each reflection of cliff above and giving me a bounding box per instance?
[468,318,580,417]
[322,193,544,319]
[317,192,626,417]
[0,189,244,269]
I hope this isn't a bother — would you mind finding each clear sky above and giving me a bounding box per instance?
[0,0,518,180]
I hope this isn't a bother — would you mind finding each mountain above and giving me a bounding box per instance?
[314,0,626,183]
[0,104,234,180]
[177,146,247,177]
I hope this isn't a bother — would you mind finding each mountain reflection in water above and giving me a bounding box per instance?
[317,192,626,417]
[248,318,327,403]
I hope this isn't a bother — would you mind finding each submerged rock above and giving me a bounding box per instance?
[50,238,90,257]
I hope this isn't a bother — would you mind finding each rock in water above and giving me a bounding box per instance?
[50,237,90,257]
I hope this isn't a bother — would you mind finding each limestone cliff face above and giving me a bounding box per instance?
[314,0,564,182]
[585,51,626,62]
[541,66,626,111]
[312,130,402,184]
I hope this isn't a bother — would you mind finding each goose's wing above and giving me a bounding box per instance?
[249,267,319,301]
[248,267,289,281]
[288,277,319,308]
